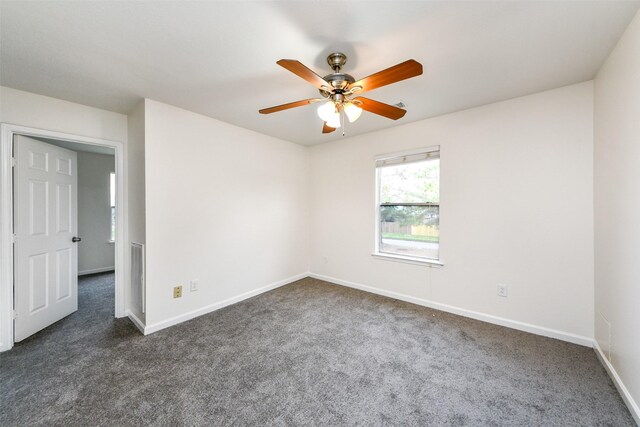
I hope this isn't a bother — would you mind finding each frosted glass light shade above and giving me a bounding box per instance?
[317,101,337,122]
[344,102,363,123]
[326,114,341,129]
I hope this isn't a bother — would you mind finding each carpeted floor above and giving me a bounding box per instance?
[0,273,634,426]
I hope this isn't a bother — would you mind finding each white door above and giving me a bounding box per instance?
[14,135,79,342]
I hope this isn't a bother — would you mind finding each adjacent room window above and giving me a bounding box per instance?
[109,172,116,242]
[376,148,440,261]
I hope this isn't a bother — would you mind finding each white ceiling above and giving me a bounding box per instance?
[1,1,638,146]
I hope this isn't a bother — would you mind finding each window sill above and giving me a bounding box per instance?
[372,252,443,267]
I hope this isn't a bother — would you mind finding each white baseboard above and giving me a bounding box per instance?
[144,272,308,335]
[309,273,594,347]
[78,266,115,276]
[125,309,146,335]
[594,340,640,425]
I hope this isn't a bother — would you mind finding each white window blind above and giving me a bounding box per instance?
[375,148,439,168]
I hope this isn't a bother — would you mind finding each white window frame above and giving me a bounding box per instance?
[372,146,443,267]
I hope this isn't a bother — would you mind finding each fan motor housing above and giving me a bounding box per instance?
[320,73,355,98]
[318,52,355,97]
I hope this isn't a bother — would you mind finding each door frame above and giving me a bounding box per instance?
[0,123,127,351]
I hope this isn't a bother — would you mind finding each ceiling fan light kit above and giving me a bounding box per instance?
[259,52,423,135]
[344,102,363,123]
[317,101,339,123]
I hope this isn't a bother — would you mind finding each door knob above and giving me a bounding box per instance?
[72,237,82,243]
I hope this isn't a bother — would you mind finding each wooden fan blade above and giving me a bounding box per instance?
[259,98,323,114]
[353,97,407,120]
[349,60,422,94]
[277,59,333,91]
[322,122,336,134]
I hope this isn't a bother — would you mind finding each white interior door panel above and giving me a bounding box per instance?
[14,135,78,341]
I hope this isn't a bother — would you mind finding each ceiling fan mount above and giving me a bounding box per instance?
[259,51,423,134]
[326,52,348,72]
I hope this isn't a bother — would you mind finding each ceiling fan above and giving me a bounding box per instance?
[259,52,423,134]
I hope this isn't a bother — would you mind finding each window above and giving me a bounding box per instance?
[375,148,440,262]
[109,172,116,242]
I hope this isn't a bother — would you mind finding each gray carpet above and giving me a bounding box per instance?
[0,273,634,426]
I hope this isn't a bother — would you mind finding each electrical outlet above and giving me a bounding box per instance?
[173,285,183,298]
[190,280,198,292]
[497,284,508,298]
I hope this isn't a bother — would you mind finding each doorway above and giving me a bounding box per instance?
[0,124,126,351]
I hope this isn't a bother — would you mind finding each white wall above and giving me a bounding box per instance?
[594,10,640,421]
[0,86,127,143]
[126,100,146,324]
[310,82,594,342]
[143,100,309,329]
[77,151,115,274]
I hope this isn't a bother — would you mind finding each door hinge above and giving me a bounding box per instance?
[12,310,17,320]
[12,234,17,243]
[11,157,17,167]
